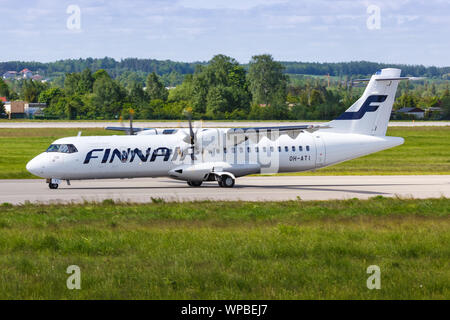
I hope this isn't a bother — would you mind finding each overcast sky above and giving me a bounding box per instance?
[0,0,449,66]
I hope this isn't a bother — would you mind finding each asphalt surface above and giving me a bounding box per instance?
[0,175,448,204]
[0,121,449,128]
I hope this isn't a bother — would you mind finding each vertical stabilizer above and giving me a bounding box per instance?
[328,68,401,136]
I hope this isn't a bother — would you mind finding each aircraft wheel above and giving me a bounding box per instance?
[188,181,202,187]
[221,176,235,188]
[49,183,58,189]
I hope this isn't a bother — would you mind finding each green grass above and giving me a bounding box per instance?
[0,197,448,299]
[0,126,449,179]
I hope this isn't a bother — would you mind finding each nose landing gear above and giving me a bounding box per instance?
[46,178,61,190]
[49,183,59,189]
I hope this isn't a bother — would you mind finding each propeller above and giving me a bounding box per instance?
[129,109,135,135]
[182,109,197,163]
[119,108,136,135]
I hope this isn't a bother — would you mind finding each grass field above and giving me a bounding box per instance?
[0,197,448,299]
[0,126,449,179]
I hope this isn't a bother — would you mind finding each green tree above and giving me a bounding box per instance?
[64,73,81,96]
[22,80,48,102]
[77,68,94,94]
[394,92,418,109]
[146,72,168,101]
[0,78,10,98]
[38,87,65,107]
[248,54,288,107]
[309,89,324,106]
[186,55,251,118]
[93,69,110,81]
[441,85,450,120]
[92,76,126,118]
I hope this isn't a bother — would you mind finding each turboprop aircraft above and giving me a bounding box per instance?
[26,68,417,189]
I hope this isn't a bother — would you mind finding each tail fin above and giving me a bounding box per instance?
[328,68,402,136]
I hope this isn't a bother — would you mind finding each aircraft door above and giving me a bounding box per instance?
[314,135,326,168]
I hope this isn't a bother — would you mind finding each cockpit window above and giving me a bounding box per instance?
[46,144,78,153]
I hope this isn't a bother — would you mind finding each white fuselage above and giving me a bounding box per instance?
[26,128,404,181]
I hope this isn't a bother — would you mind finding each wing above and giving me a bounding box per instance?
[105,127,149,134]
[226,124,331,144]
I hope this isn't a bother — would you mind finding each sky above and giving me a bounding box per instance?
[0,0,449,66]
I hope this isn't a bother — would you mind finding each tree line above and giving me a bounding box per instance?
[1,57,449,83]
[0,54,449,120]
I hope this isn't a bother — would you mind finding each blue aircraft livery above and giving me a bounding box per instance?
[84,147,175,164]
[336,95,387,120]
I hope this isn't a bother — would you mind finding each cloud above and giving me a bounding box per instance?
[177,0,288,10]
[0,0,448,65]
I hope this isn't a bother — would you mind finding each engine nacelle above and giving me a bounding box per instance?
[169,162,260,182]
[169,163,215,182]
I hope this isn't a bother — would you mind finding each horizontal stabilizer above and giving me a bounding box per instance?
[353,76,425,83]
[105,126,147,133]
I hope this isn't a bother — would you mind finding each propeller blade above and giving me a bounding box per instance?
[188,114,195,145]
[182,108,196,163]
[129,109,135,135]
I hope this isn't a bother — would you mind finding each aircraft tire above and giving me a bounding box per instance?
[222,176,235,188]
[49,183,58,189]
[188,181,202,187]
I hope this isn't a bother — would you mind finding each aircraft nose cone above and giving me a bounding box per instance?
[26,158,39,175]
[26,155,47,177]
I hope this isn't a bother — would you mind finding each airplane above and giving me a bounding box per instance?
[26,68,417,189]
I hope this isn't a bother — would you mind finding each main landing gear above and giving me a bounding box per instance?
[187,181,203,187]
[217,175,235,188]
[186,175,236,188]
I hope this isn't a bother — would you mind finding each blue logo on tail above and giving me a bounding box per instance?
[336,95,387,120]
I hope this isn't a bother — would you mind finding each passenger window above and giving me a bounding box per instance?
[270,146,274,152]
[224,148,227,153]
[284,146,288,152]
[292,146,296,152]
[278,146,281,152]
[255,147,259,152]
[247,147,251,153]
[299,146,303,151]
[306,146,310,151]
[263,147,267,153]
[239,147,243,153]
